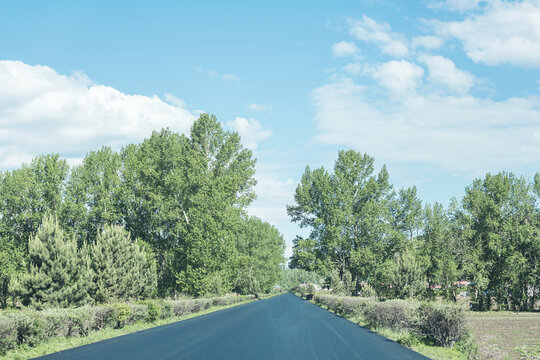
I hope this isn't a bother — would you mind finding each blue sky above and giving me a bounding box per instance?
[1,0,539,257]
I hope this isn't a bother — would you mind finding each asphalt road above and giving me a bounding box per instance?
[38,293,430,360]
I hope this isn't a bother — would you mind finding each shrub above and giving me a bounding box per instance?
[364,300,419,330]
[128,304,148,324]
[340,297,375,317]
[416,303,467,347]
[0,314,18,354]
[137,300,161,322]
[93,306,115,330]
[65,307,93,336]
[112,304,132,328]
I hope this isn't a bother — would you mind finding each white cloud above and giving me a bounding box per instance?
[247,103,270,112]
[420,55,475,93]
[332,41,360,58]
[0,60,197,168]
[311,78,540,173]
[412,35,444,50]
[227,117,272,150]
[435,1,540,68]
[371,60,424,94]
[349,16,409,57]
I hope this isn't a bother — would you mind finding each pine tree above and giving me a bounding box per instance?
[90,225,156,303]
[15,216,91,307]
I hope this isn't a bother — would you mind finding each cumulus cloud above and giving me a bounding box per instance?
[227,117,272,150]
[332,41,360,58]
[348,16,409,57]
[434,1,540,68]
[371,60,424,94]
[420,55,475,93]
[311,77,540,173]
[0,60,197,168]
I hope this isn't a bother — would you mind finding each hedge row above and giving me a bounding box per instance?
[313,294,468,347]
[0,295,255,354]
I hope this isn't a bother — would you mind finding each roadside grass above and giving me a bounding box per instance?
[1,297,259,360]
[466,311,540,360]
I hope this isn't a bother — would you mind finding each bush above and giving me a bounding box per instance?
[128,304,149,324]
[0,294,254,354]
[41,308,71,338]
[364,300,419,330]
[137,300,161,322]
[112,304,132,328]
[416,303,467,347]
[340,296,376,317]
[0,314,18,354]
[93,306,115,330]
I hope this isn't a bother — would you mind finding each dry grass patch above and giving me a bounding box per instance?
[466,311,540,360]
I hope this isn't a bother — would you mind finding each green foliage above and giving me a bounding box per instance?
[287,151,417,297]
[90,225,157,303]
[14,216,91,308]
[137,300,161,322]
[390,249,425,299]
[112,304,131,328]
[0,237,23,308]
[463,172,539,310]
[289,151,539,311]
[234,216,285,295]
[417,303,467,347]
[61,147,124,245]
[0,114,284,300]
[278,268,321,290]
[0,154,69,252]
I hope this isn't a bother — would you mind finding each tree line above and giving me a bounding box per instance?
[288,150,540,311]
[0,114,285,308]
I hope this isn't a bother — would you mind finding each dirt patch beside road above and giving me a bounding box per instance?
[466,312,540,360]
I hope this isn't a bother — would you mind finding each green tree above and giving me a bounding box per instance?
[121,128,191,295]
[421,203,459,300]
[90,225,157,303]
[62,147,124,244]
[288,150,399,296]
[14,216,91,307]
[234,216,285,295]
[463,172,539,310]
[0,237,23,308]
[395,186,423,241]
[176,114,257,295]
[0,154,69,252]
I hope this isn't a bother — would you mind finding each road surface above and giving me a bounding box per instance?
[39,293,429,359]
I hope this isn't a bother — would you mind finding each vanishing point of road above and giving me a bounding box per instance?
[39,293,429,360]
